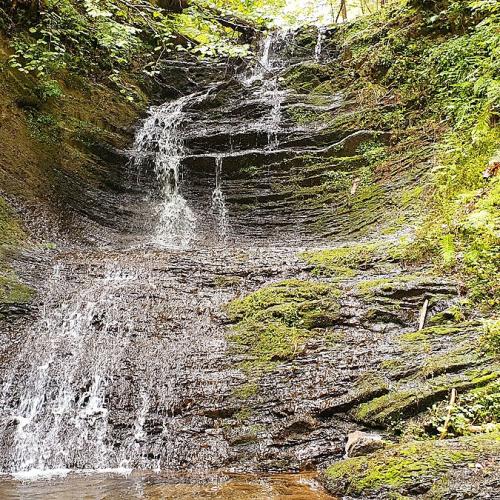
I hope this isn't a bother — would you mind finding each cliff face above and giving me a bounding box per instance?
[0,0,498,496]
[0,24,230,311]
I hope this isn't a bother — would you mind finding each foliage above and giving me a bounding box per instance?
[331,0,500,310]
[2,0,288,98]
[430,381,500,437]
[480,319,500,356]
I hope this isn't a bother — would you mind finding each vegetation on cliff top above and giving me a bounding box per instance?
[330,0,499,311]
[0,0,273,102]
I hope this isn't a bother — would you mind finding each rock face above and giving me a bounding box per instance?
[324,432,500,499]
[344,431,386,458]
[0,25,497,499]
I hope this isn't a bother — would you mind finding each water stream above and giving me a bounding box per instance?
[211,156,229,240]
[131,90,215,248]
[315,27,325,61]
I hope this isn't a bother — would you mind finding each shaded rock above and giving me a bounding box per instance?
[277,414,318,439]
[344,430,386,458]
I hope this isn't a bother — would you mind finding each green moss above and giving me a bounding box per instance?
[428,306,465,326]
[399,185,424,209]
[355,371,499,427]
[324,433,500,497]
[0,197,25,247]
[234,408,253,423]
[399,323,481,355]
[213,275,242,288]
[286,106,330,126]
[420,347,480,379]
[400,325,470,343]
[300,242,381,277]
[355,389,420,426]
[0,198,32,308]
[233,383,259,399]
[352,371,389,401]
[227,279,341,374]
[356,275,418,297]
[227,279,340,323]
[282,62,331,93]
[481,319,500,357]
[324,330,345,348]
[0,274,34,305]
[380,359,406,371]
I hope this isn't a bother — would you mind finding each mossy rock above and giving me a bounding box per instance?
[227,279,341,323]
[320,371,390,416]
[0,197,32,308]
[227,279,341,374]
[354,371,499,427]
[323,432,500,498]
[300,241,389,277]
[0,274,35,306]
[213,275,242,288]
[282,62,332,93]
[0,197,25,247]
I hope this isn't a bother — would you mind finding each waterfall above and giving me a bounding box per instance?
[315,27,325,61]
[0,27,340,483]
[211,156,228,241]
[132,91,213,249]
[132,96,195,248]
[246,33,287,149]
[0,265,138,473]
[0,257,232,474]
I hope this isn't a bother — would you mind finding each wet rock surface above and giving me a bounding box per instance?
[0,26,497,500]
[324,432,500,499]
[0,243,467,472]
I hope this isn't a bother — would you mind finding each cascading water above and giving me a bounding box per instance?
[0,264,138,473]
[131,91,211,249]
[315,27,325,61]
[211,156,229,241]
[0,255,233,475]
[0,24,342,492]
[246,33,287,149]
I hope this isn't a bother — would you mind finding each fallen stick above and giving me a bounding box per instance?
[418,298,429,331]
[440,388,457,439]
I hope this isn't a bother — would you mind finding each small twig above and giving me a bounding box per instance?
[418,298,429,331]
[440,388,457,439]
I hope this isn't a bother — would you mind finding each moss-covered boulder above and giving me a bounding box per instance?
[227,279,341,373]
[324,432,500,498]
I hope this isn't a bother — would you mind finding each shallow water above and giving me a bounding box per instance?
[0,472,334,500]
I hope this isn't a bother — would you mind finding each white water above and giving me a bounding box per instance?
[1,266,138,472]
[211,156,229,241]
[246,33,287,149]
[315,27,325,61]
[0,30,314,479]
[0,256,233,473]
[132,92,214,248]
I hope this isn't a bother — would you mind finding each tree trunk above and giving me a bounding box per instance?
[153,0,189,13]
[335,0,348,23]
